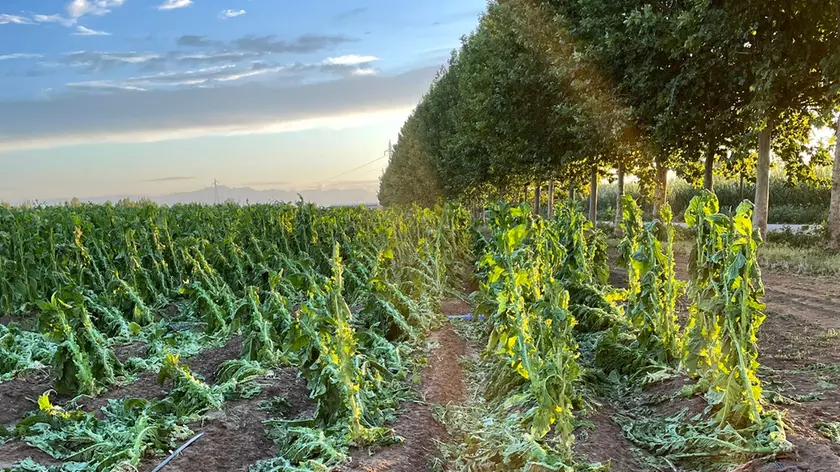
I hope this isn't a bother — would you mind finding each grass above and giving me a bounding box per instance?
[670,240,840,278]
[608,234,840,279]
[591,169,832,225]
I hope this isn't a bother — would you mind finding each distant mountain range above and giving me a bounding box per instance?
[29,185,380,207]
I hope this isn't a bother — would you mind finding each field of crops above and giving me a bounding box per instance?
[0,195,831,471]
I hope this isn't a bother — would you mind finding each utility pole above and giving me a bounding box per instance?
[213,179,219,205]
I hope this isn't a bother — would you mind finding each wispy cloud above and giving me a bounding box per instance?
[175,33,355,58]
[33,14,76,27]
[58,51,164,74]
[0,14,31,25]
[219,9,246,19]
[0,67,435,153]
[145,176,195,182]
[63,54,382,91]
[232,34,355,54]
[176,51,259,65]
[158,0,193,11]
[336,7,367,21]
[0,53,43,61]
[177,35,221,47]
[67,0,125,19]
[351,68,377,77]
[74,25,110,36]
[324,55,378,66]
[66,63,284,90]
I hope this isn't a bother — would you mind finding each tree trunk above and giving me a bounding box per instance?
[547,180,555,219]
[589,168,598,224]
[615,162,625,233]
[753,126,772,239]
[653,163,668,216]
[828,117,840,248]
[569,182,576,202]
[534,181,542,217]
[704,142,715,191]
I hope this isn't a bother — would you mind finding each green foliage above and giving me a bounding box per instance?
[237,287,282,364]
[684,192,772,427]
[617,409,791,467]
[816,421,840,444]
[157,352,224,417]
[37,291,122,395]
[619,198,684,363]
[0,323,55,382]
[13,393,193,471]
[251,425,348,472]
[475,203,581,462]
[0,201,474,472]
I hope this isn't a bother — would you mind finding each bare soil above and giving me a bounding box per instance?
[139,367,315,472]
[574,405,645,472]
[0,336,255,468]
[340,301,470,472]
[0,370,51,428]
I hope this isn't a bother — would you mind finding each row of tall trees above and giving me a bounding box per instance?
[378,0,840,242]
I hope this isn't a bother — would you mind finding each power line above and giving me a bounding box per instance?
[322,156,387,182]
[320,141,393,183]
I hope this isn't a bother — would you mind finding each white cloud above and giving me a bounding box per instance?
[68,64,283,89]
[158,0,193,11]
[1,109,414,153]
[0,14,31,25]
[33,14,77,27]
[103,52,162,63]
[352,68,377,77]
[177,51,258,64]
[220,9,246,19]
[74,25,111,35]
[0,67,437,153]
[0,53,43,61]
[67,0,125,19]
[66,81,147,92]
[324,55,378,66]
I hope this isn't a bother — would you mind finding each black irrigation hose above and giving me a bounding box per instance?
[151,432,204,472]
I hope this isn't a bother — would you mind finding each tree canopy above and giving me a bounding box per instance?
[379,0,840,232]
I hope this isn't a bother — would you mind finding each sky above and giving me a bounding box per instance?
[0,0,485,202]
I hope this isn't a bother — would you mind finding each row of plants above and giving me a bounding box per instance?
[442,196,790,471]
[0,202,471,471]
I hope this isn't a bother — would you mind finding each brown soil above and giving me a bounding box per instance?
[139,367,315,472]
[574,405,645,472]
[0,315,37,330]
[113,341,148,362]
[78,336,245,415]
[640,376,708,419]
[0,440,61,470]
[0,336,250,468]
[441,298,471,317]
[341,320,469,472]
[0,371,51,427]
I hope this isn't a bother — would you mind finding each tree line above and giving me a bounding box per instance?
[378,0,840,243]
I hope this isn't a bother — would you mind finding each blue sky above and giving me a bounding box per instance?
[0,0,484,201]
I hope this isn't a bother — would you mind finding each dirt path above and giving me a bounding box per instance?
[341,300,471,472]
